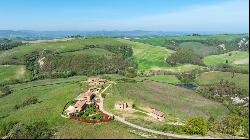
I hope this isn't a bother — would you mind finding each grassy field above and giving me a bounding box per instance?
[0,76,168,139]
[0,37,126,64]
[134,75,181,85]
[196,71,249,92]
[177,42,218,57]
[131,36,167,46]
[203,51,249,70]
[0,65,30,84]
[131,34,247,47]
[0,37,201,73]
[118,39,202,72]
[131,35,248,57]
[104,80,229,130]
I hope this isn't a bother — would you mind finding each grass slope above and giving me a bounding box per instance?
[134,75,181,85]
[0,76,167,139]
[0,37,126,64]
[131,34,247,46]
[0,65,30,84]
[118,39,201,72]
[104,80,228,130]
[196,71,249,92]
[203,51,249,70]
[177,42,218,57]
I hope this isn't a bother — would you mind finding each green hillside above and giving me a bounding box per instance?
[203,51,249,70]
[104,80,228,130]
[196,71,249,92]
[0,37,127,65]
[118,39,201,72]
[0,76,166,139]
[0,65,30,84]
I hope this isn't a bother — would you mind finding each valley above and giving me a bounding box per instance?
[0,34,249,139]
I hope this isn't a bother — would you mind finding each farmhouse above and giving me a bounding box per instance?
[65,105,76,115]
[74,100,87,112]
[84,90,94,102]
[150,109,165,121]
[65,100,87,115]
[75,88,95,102]
[115,101,128,110]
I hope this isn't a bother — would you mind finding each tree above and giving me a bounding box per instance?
[176,70,198,84]
[214,114,249,137]
[225,59,229,64]
[166,48,204,66]
[184,116,208,135]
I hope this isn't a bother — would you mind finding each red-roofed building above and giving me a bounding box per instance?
[84,90,94,102]
[74,100,87,112]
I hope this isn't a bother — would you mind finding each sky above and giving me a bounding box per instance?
[0,0,249,33]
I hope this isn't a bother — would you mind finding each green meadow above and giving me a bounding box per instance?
[196,71,249,92]
[104,80,228,130]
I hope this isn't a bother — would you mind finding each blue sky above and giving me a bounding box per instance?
[0,0,248,33]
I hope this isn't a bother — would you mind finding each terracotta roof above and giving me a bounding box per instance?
[75,94,85,100]
[65,105,76,113]
[74,100,86,108]
[84,90,93,97]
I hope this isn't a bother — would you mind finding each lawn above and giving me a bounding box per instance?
[118,39,202,72]
[196,71,249,92]
[203,51,249,70]
[103,80,229,130]
[0,76,167,139]
[0,65,30,84]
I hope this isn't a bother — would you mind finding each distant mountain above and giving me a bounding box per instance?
[0,30,247,40]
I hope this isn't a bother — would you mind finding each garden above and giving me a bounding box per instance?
[79,104,103,120]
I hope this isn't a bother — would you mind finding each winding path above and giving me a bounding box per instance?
[97,83,220,139]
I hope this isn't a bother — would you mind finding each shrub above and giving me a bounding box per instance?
[184,116,208,135]
[0,86,12,98]
[1,121,54,139]
[0,39,23,50]
[213,114,249,137]
[176,71,197,84]
[101,93,106,98]
[15,96,39,110]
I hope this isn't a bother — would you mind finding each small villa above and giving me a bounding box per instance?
[65,100,87,115]
[74,100,87,112]
[115,101,128,110]
[84,90,94,102]
[150,109,165,121]
[75,89,95,102]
